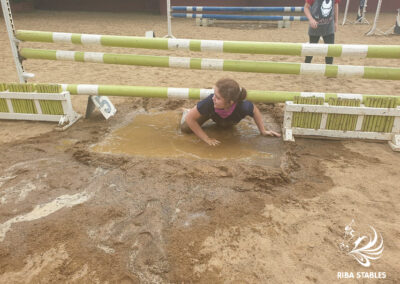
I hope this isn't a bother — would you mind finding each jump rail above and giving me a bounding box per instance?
[20,48,400,81]
[59,83,400,104]
[171,6,304,12]
[15,30,400,59]
[171,14,308,21]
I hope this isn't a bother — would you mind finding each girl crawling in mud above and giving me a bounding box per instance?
[181,78,281,146]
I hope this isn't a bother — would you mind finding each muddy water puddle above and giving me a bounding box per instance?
[93,111,283,166]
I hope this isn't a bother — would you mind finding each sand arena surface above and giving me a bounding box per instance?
[0,10,400,283]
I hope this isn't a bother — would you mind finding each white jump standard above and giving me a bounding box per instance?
[0,0,115,124]
[0,0,33,82]
[366,0,400,36]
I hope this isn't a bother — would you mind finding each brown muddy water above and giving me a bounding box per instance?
[92,111,283,166]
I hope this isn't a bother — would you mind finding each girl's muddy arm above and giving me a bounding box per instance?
[185,107,221,146]
[253,105,281,137]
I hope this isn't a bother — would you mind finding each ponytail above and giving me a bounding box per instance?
[239,87,247,101]
[215,78,247,103]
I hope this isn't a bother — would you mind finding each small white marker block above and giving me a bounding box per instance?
[91,96,116,120]
[283,128,295,142]
[145,31,155,38]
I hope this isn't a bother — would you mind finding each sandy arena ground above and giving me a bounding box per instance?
[0,10,400,283]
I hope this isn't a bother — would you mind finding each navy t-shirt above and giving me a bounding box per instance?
[197,94,254,127]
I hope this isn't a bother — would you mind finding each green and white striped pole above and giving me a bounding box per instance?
[20,48,400,80]
[60,83,400,104]
[15,30,400,59]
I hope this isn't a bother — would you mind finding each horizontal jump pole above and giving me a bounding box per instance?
[60,84,400,104]
[59,83,400,104]
[171,13,308,21]
[15,30,400,59]
[20,48,400,81]
[171,6,304,12]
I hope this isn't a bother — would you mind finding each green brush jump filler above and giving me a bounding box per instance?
[0,83,81,129]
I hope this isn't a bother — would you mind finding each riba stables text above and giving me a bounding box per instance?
[337,271,386,279]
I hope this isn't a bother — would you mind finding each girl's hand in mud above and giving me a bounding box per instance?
[262,130,281,138]
[204,137,221,146]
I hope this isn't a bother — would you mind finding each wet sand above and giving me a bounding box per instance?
[0,10,400,283]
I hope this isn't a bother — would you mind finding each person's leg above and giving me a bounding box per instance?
[180,109,209,133]
[322,33,335,64]
[305,35,320,63]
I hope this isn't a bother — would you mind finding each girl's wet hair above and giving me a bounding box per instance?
[215,78,247,103]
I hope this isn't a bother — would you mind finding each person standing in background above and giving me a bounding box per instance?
[304,0,340,64]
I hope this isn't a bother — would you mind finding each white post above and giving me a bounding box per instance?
[366,0,383,35]
[342,0,350,25]
[0,0,32,82]
[282,102,295,142]
[164,0,175,38]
